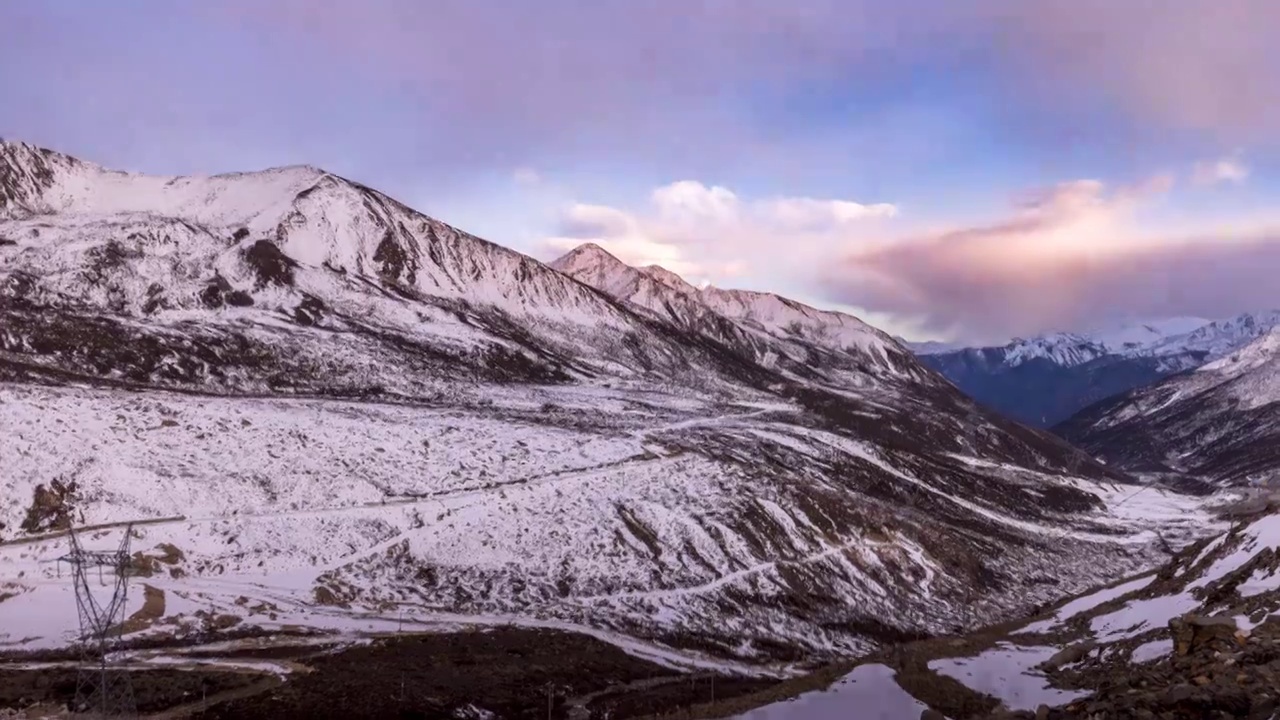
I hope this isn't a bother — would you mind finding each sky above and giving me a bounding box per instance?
[3,0,1279,344]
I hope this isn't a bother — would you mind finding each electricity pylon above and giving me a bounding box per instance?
[56,524,138,718]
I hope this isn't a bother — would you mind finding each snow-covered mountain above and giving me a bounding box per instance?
[916,314,1280,428]
[550,243,923,383]
[1057,328,1280,487]
[0,139,788,395]
[0,140,1221,670]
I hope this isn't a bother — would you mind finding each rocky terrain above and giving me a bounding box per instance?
[728,499,1280,719]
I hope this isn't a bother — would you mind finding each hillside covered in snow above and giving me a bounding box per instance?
[0,140,1231,672]
[1057,329,1280,487]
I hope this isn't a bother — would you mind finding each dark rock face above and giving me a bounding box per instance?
[1,141,66,213]
[243,240,297,288]
[19,478,80,534]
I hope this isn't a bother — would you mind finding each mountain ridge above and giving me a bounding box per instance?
[550,241,927,384]
[914,312,1280,428]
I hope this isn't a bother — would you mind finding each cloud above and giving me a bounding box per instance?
[651,182,741,225]
[1192,156,1250,186]
[543,181,896,282]
[757,198,898,231]
[825,178,1280,343]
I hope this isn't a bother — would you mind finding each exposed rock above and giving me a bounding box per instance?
[1170,614,1240,656]
[19,478,79,533]
[243,239,297,288]
[1043,640,1097,670]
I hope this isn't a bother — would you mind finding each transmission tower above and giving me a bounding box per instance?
[56,524,138,718]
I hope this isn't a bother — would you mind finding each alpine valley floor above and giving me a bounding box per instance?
[0,380,1246,719]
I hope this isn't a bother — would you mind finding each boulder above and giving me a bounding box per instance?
[1170,614,1239,656]
[1043,640,1097,669]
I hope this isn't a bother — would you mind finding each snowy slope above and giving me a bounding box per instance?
[1057,328,1280,486]
[953,317,1224,371]
[0,383,1221,668]
[547,243,760,353]
[0,140,788,392]
[1149,310,1280,359]
[0,139,1215,668]
[908,339,961,356]
[551,243,925,383]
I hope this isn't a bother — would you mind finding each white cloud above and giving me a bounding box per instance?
[543,180,896,284]
[757,198,897,230]
[1192,156,1249,185]
[651,181,740,223]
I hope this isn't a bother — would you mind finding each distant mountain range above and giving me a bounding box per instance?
[910,313,1280,428]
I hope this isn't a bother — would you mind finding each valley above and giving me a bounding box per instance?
[2,138,1279,719]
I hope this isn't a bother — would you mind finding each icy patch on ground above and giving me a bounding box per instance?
[1239,565,1280,598]
[735,664,931,719]
[1089,593,1201,642]
[1019,574,1154,634]
[1189,514,1280,591]
[1130,639,1170,663]
[928,644,1090,711]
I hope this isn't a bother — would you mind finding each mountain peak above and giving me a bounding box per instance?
[550,242,706,313]
[0,139,87,216]
[552,241,614,261]
[639,264,698,294]
[548,242,631,276]
[1200,325,1280,376]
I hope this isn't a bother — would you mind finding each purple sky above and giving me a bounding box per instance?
[2,0,1279,343]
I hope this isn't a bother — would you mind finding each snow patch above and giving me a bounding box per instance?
[735,664,931,720]
[929,644,1090,711]
[1019,574,1154,635]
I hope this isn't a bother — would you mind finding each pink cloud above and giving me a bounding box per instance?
[826,179,1280,342]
